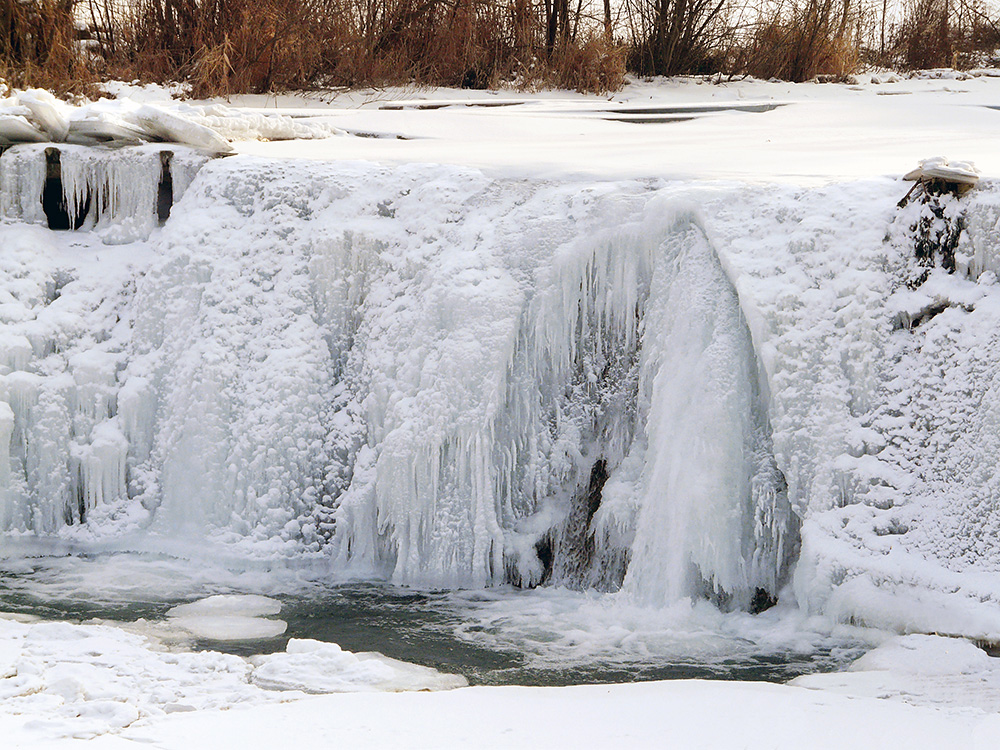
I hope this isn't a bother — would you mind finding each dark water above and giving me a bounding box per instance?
[0,554,869,687]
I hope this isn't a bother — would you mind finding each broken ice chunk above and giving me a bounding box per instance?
[903,157,980,185]
[166,594,287,641]
[17,89,70,142]
[250,639,469,693]
[128,104,234,154]
[0,115,46,144]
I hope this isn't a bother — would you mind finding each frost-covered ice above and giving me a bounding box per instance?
[3,126,1000,635]
[166,595,286,640]
[250,639,468,692]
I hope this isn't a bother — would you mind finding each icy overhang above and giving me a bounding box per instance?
[0,144,212,243]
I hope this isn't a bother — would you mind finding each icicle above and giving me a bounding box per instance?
[25,375,75,533]
[57,145,162,241]
[0,333,32,372]
[0,401,14,527]
[169,147,212,206]
[118,376,156,464]
[0,144,46,223]
[71,420,128,520]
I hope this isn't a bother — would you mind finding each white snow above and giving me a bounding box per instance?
[793,634,1000,713]
[3,72,1000,747]
[0,613,997,750]
[903,156,981,184]
[0,613,464,746]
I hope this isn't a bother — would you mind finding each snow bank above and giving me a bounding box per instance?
[793,634,1000,713]
[1,610,998,749]
[29,663,1000,750]
[0,612,465,744]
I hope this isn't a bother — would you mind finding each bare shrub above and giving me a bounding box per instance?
[6,0,999,97]
[886,0,1000,70]
[76,0,615,94]
[891,0,952,69]
[0,0,91,92]
[625,0,733,75]
[546,32,626,92]
[736,0,859,81]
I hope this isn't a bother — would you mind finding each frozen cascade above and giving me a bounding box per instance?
[4,157,1000,633]
[610,223,795,609]
[0,144,211,243]
[114,160,795,598]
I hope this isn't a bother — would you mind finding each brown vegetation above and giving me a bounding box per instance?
[2,0,1000,96]
[737,0,859,82]
[1,0,90,92]
[81,0,626,95]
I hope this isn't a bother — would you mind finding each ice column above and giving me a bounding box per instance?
[0,145,47,223]
[612,221,796,608]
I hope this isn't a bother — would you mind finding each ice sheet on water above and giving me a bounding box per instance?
[250,639,468,692]
[167,595,287,640]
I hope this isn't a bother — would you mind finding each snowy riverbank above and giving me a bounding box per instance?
[2,609,999,749]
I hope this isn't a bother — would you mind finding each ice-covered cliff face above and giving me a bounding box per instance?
[2,155,1000,636]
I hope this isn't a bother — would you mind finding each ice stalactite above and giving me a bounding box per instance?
[58,146,167,242]
[0,144,210,242]
[0,145,46,224]
[0,401,13,529]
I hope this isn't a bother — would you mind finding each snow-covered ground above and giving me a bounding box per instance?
[221,72,1000,182]
[1,609,999,749]
[1,602,999,750]
[4,73,1000,746]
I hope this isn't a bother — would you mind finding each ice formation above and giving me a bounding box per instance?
[0,87,341,152]
[0,144,210,242]
[250,639,468,692]
[166,595,287,640]
[1,152,1000,636]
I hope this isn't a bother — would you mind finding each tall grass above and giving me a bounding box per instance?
[3,0,1000,95]
[78,0,625,94]
[1,0,90,92]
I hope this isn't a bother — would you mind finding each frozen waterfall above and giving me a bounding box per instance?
[3,155,1000,635]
